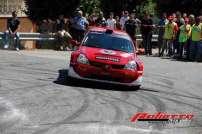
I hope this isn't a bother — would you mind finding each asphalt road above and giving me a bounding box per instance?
[0,50,202,134]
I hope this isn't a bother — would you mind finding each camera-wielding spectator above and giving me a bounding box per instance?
[3,11,20,51]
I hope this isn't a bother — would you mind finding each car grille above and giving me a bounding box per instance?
[95,56,120,62]
[90,61,124,69]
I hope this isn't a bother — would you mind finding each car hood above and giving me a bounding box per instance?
[79,46,136,64]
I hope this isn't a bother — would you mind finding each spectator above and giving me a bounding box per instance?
[115,16,122,30]
[39,19,49,33]
[37,19,57,49]
[174,11,185,56]
[56,15,66,31]
[189,14,195,26]
[69,12,78,40]
[183,13,188,20]
[95,11,107,27]
[158,13,168,56]
[186,14,195,60]
[121,11,125,18]
[141,11,153,55]
[189,17,202,61]
[88,12,98,26]
[71,10,89,42]
[172,13,177,21]
[124,11,139,50]
[178,18,191,59]
[175,11,185,27]
[160,16,178,57]
[56,15,72,50]
[131,10,141,24]
[3,11,20,50]
[69,10,79,40]
[120,11,129,30]
[47,19,55,33]
[107,12,116,29]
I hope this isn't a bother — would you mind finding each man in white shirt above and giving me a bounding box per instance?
[107,12,116,29]
[120,11,129,30]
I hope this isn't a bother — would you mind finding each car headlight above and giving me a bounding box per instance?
[77,54,89,64]
[124,60,137,71]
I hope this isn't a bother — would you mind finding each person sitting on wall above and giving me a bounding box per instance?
[3,11,20,51]
[56,14,72,50]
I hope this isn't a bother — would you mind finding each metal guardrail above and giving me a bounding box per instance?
[0,32,56,41]
[0,32,159,42]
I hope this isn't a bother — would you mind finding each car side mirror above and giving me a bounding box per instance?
[70,39,80,46]
[70,39,81,51]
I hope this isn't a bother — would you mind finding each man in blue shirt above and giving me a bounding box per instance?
[73,11,89,42]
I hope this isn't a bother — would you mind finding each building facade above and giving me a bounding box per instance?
[0,0,26,16]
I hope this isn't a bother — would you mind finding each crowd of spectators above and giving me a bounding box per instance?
[2,9,202,62]
[158,12,202,62]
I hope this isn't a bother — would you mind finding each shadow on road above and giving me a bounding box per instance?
[54,69,139,92]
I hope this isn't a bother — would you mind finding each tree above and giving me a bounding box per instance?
[24,0,202,21]
[156,0,202,15]
[24,0,80,21]
[80,0,100,15]
[100,0,147,17]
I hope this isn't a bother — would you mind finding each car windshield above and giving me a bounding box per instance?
[83,32,134,53]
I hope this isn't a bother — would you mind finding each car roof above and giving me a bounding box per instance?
[89,27,128,36]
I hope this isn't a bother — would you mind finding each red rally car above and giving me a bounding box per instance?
[68,27,144,89]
